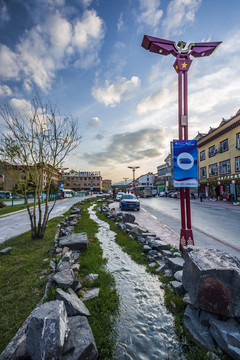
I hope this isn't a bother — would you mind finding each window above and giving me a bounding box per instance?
[220,139,228,152]
[209,164,218,177]
[236,157,240,172]
[200,167,206,178]
[219,160,230,174]
[237,133,240,149]
[200,151,205,161]
[208,146,215,157]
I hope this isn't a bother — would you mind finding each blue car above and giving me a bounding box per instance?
[120,194,140,211]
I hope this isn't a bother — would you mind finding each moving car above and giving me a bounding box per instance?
[120,194,140,211]
[116,192,125,201]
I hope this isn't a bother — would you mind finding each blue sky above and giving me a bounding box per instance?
[0,0,240,182]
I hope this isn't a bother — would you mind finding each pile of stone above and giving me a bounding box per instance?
[183,246,240,360]
[101,201,240,360]
[0,205,99,360]
[58,206,82,238]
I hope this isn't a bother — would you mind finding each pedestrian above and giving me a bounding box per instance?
[199,193,203,202]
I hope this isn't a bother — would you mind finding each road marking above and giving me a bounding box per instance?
[151,215,157,220]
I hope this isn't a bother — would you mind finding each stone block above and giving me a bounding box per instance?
[161,250,172,257]
[52,270,75,289]
[174,270,183,282]
[170,280,185,295]
[210,318,240,360]
[184,305,216,351]
[182,247,240,317]
[167,257,184,272]
[0,247,12,255]
[62,316,98,360]
[59,232,88,251]
[122,213,135,223]
[26,300,68,360]
[56,288,90,317]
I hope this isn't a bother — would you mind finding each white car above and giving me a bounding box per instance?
[116,192,125,201]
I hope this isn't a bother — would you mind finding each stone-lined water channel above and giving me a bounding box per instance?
[89,207,184,360]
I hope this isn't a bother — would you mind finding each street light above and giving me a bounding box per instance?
[123,177,129,185]
[128,166,140,194]
[142,35,221,251]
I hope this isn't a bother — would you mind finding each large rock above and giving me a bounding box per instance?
[26,300,69,360]
[56,288,90,317]
[52,269,75,289]
[167,257,184,272]
[209,318,240,360]
[182,246,240,316]
[184,305,217,351]
[122,213,135,223]
[62,316,98,360]
[59,233,88,251]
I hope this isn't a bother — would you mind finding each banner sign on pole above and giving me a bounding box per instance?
[173,140,198,187]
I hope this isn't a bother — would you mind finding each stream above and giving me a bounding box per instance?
[89,206,184,360]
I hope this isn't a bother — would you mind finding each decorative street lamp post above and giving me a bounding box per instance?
[141,35,221,251]
[128,166,140,194]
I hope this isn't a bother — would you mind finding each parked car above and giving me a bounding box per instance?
[159,191,166,197]
[116,192,125,201]
[120,194,140,211]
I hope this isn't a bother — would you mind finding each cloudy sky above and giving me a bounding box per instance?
[0,0,240,182]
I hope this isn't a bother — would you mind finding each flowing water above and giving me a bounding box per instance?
[89,206,184,360]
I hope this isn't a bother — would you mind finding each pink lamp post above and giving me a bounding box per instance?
[141,35,221,251]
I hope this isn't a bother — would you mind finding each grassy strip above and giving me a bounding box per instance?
[97,207,231,360]
[0,216,61,353]
[0,199,57,216]
[74,200,120,359]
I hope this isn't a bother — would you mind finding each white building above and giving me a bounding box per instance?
[137,172,155,186]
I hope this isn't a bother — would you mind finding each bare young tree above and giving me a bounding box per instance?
[0,93,82,239]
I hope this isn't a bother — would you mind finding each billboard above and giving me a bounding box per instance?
[173,140,198,187]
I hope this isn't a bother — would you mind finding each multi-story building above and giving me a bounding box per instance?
[1,162,61,191]
[157,154,173,192]
[197,110,240,201]
[63,170,102,192]
[102,179,112,192]
[137,172,155,187]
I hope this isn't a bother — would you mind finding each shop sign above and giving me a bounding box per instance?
[173,140,198,187]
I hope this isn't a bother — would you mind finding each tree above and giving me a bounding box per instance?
[0,93,82,239]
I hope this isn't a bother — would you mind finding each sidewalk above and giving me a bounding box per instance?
[190,198,240,210]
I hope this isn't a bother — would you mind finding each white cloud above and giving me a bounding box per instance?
[137,0,163,29]
[87,117,101,127]
[0,45,19,79]
[0,8,105,91]
[162,0,202,37]
[0,85,12,96]
[117,12,124,32]
[0,1,9,23]
[80,127,165,166]
[137,87,176,115]
[92,76,140,107]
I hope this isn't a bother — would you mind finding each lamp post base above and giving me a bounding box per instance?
[179,229,194,252]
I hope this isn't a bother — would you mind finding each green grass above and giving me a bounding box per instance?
[73,200,120,359]
[0,216,61,353]
[0,199,57,216]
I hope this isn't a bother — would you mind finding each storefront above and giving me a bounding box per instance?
[199,175,240,201]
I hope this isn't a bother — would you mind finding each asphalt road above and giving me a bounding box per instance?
[0,196,94,245]
[139,197,240,257]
